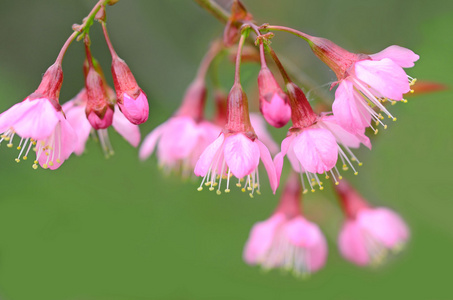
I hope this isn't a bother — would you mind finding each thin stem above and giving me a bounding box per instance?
[101,21,118,59]
[266,25,313,42]
[234,28,249,84]
[266,45,291,84]
[258,41,267,68]
[195,39,224,81]
[55,31,78,64]
[193,0,229,23]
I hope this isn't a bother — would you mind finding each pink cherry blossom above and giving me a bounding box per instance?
[274,115,370,192]
[338,207,409,266]
[0,98,76,169]
[332,46,419,133]
[194,132,278,196]
[140,115,221,176]
[117,90,149,125]
[63,89,141,157]
[243,173,327,275]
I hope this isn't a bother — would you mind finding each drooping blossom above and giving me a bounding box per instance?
[102,22,149,125]
[140,79,221,176]
[243,172,327,276]
[63,88,140,157]
[0,63,76,169]
[194,83,278,196]
[274,82,370,192]
[307,37,419,132]
[334,180,409,266]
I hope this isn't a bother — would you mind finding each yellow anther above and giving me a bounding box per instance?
[23,156,27,160]
[354,172,358,175]
[45,152,49,156]
[241,188,246,192]
[49,161,54,166]
[56,159,61,163]
[393,117,397,121]
[249,193,254,198]
[222,175,228,179]
[216,190,221,195]
[208,187,214,191]
[32,141,36,145]
[32,164,38,170]
[303,189,308,194]
[34,160,38,164]
[33,147,36,152]
[319,186,324,191]
[15,158,20,163]
[311,189,315,193]
[335,181,339,185]
[358,162,363,166]
[4,137,10,141]
[205,182,211,186]
[43,164,48,169]
[247,187,252,191]
[374,129,379,135]
[338,176,343,180]
[256,191,261,195]
[254,184,259,188]
[384,125,388,129]
[212,182,218,187]
[16,146,21,150]
[225,189,231,193]
[7,143,13,148]
[391,101,396,106]
[197,187,203,191]
[236,183,241,187]
[351,157,356,161]
[325,175,330,179]
[311,178,315,182]
[375,121,380,126]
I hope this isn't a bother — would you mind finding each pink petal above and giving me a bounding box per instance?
[250,113,279,154]
[64,103,91,155]
[11,99,60,140]
[273,135,295,183]
[157,117,199,164]
[139,121,168,160]
[292,128,338,174]
[194,133,225,177]
[119,91,149,125]
[358,208,409,248]
[223,133,260,179]
[112,106,141,147]
[321,115,372,150]
[0,99,34,133]
[243,213,286,265]
[354,58,410,100]
[260,92,291,128]
[256,139,278,193]
[333,80,370,132]
[370,45,419,68]
[338,221,369,266]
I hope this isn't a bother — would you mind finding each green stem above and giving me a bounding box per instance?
[193,0,229,23]
[266,45,291,84]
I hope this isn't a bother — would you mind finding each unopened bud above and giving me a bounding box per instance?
[85,67,114,129]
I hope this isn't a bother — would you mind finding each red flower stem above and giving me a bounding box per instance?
[195,40,224,81]
[55,31,79,65]
[101,21,118,59]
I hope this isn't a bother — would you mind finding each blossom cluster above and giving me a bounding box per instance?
[0,0,419,277]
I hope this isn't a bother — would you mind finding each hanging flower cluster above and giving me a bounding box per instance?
[0,0,147,166]
[0,0,423,278]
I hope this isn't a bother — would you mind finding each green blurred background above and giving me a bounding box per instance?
[0,0,452,299]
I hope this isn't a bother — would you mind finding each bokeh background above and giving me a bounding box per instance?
[0,0,452,299]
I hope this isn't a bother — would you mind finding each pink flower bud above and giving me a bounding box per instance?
[85,67,114,130]
[257,67,291,128]
[111,56,149,125]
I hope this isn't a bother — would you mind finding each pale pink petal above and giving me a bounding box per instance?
[355,58,410,100]
[370,45,419,68]
[112,106,141,147]
[320,115,371,150]
[0,99,35,133]
[273,135,295,182]
[243,213,286,265]
[194,133,225,177]
[250,113,279,155]
[256,139,278,193]
[223,133,260,179]
[64,103,91,155]
[157,117,199,164]
[358,208,409,248]
[338,221,369,266]
[139,121,168,160]
[333,80,370,132]
[292,128,338,174]
[12,99,60,140]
